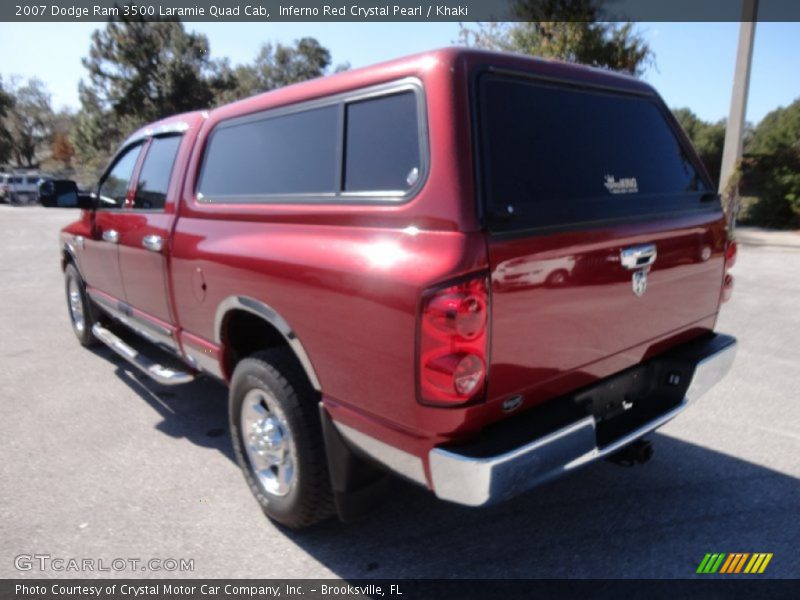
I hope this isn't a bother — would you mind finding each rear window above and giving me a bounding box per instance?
[477,75,711,231]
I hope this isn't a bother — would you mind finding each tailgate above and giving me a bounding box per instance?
[474,70,727,404]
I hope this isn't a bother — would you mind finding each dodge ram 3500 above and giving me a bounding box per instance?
[48,48,737,528]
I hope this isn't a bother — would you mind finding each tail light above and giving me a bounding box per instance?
[725,239,737,269]
[721,239,737,303]
[418,275,489,406]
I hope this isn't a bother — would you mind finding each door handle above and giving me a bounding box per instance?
[102,229,119,244]
[620,244,657,270]
[142,234,163,253]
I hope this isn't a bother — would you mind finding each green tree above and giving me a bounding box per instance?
[740,99,800,228]
[0,77,14,165]
[73,18,339,179]
[748,99,800,156]
[459,0,652,76]
[219,37,348,103]
[47,109,78,173]
[5,78,54,168]
[72,83,127,180]
[73,17,234,178]
[672,108,726,187]
[81,18,222,124]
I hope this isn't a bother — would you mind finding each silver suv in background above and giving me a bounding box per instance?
[0,173,48,204]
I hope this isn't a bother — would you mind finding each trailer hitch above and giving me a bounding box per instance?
[606,438,654,467]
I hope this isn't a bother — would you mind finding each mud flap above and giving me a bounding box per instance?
[319,404,391,522]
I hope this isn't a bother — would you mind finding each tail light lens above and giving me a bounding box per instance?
[721,239,737,303]
[721,273,735,303]
[725,239,737,269]
[418,275,489,406]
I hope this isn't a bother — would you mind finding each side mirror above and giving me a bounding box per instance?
[39,179,95,210]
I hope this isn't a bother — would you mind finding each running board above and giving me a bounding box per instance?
[92,324,195,386]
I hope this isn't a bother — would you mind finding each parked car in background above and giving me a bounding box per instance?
[3,173,47,205]
[46,48,737,529]
[38,179,82,207]
[35,176,53,203]
[493,255,577,290]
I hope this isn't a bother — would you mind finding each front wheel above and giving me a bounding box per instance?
[229,349,334,529]
[64,263,97,347]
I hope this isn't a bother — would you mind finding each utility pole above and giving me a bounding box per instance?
[718,0,758,228]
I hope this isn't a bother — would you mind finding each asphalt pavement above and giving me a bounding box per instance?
[1,205,798,579]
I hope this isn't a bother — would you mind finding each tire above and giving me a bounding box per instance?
[545,269,569,287]
[64,263,97,347]
[229,348,334,529]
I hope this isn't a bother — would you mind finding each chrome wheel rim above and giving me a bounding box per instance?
[241,389,296,497]
[67,277,85,333]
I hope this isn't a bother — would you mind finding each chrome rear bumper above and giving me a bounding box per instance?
[428,334,737,507]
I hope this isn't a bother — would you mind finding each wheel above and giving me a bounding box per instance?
[229,349,334,529]
[545,269,569,287]
[64,263,97,347]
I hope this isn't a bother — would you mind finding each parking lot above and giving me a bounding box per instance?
[1,205,798,579]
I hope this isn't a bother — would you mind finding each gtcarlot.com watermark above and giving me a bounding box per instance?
[14,554,194,573]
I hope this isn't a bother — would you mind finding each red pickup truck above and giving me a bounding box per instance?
[51,48,737,529]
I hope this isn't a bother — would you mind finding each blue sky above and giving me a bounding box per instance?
[0,21,797,124]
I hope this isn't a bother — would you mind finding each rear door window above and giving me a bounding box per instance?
[134,135,182,210]
[477,74,712,231]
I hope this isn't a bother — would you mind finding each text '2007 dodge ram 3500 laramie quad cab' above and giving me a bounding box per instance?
[49,48,737,529]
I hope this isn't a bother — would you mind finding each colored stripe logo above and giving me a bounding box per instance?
[697,553,773,574]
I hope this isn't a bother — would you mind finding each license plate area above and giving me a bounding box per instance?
[575,358,693,448]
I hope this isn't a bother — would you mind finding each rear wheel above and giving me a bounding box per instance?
[64,263,97,347]
[229,349,334,529]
